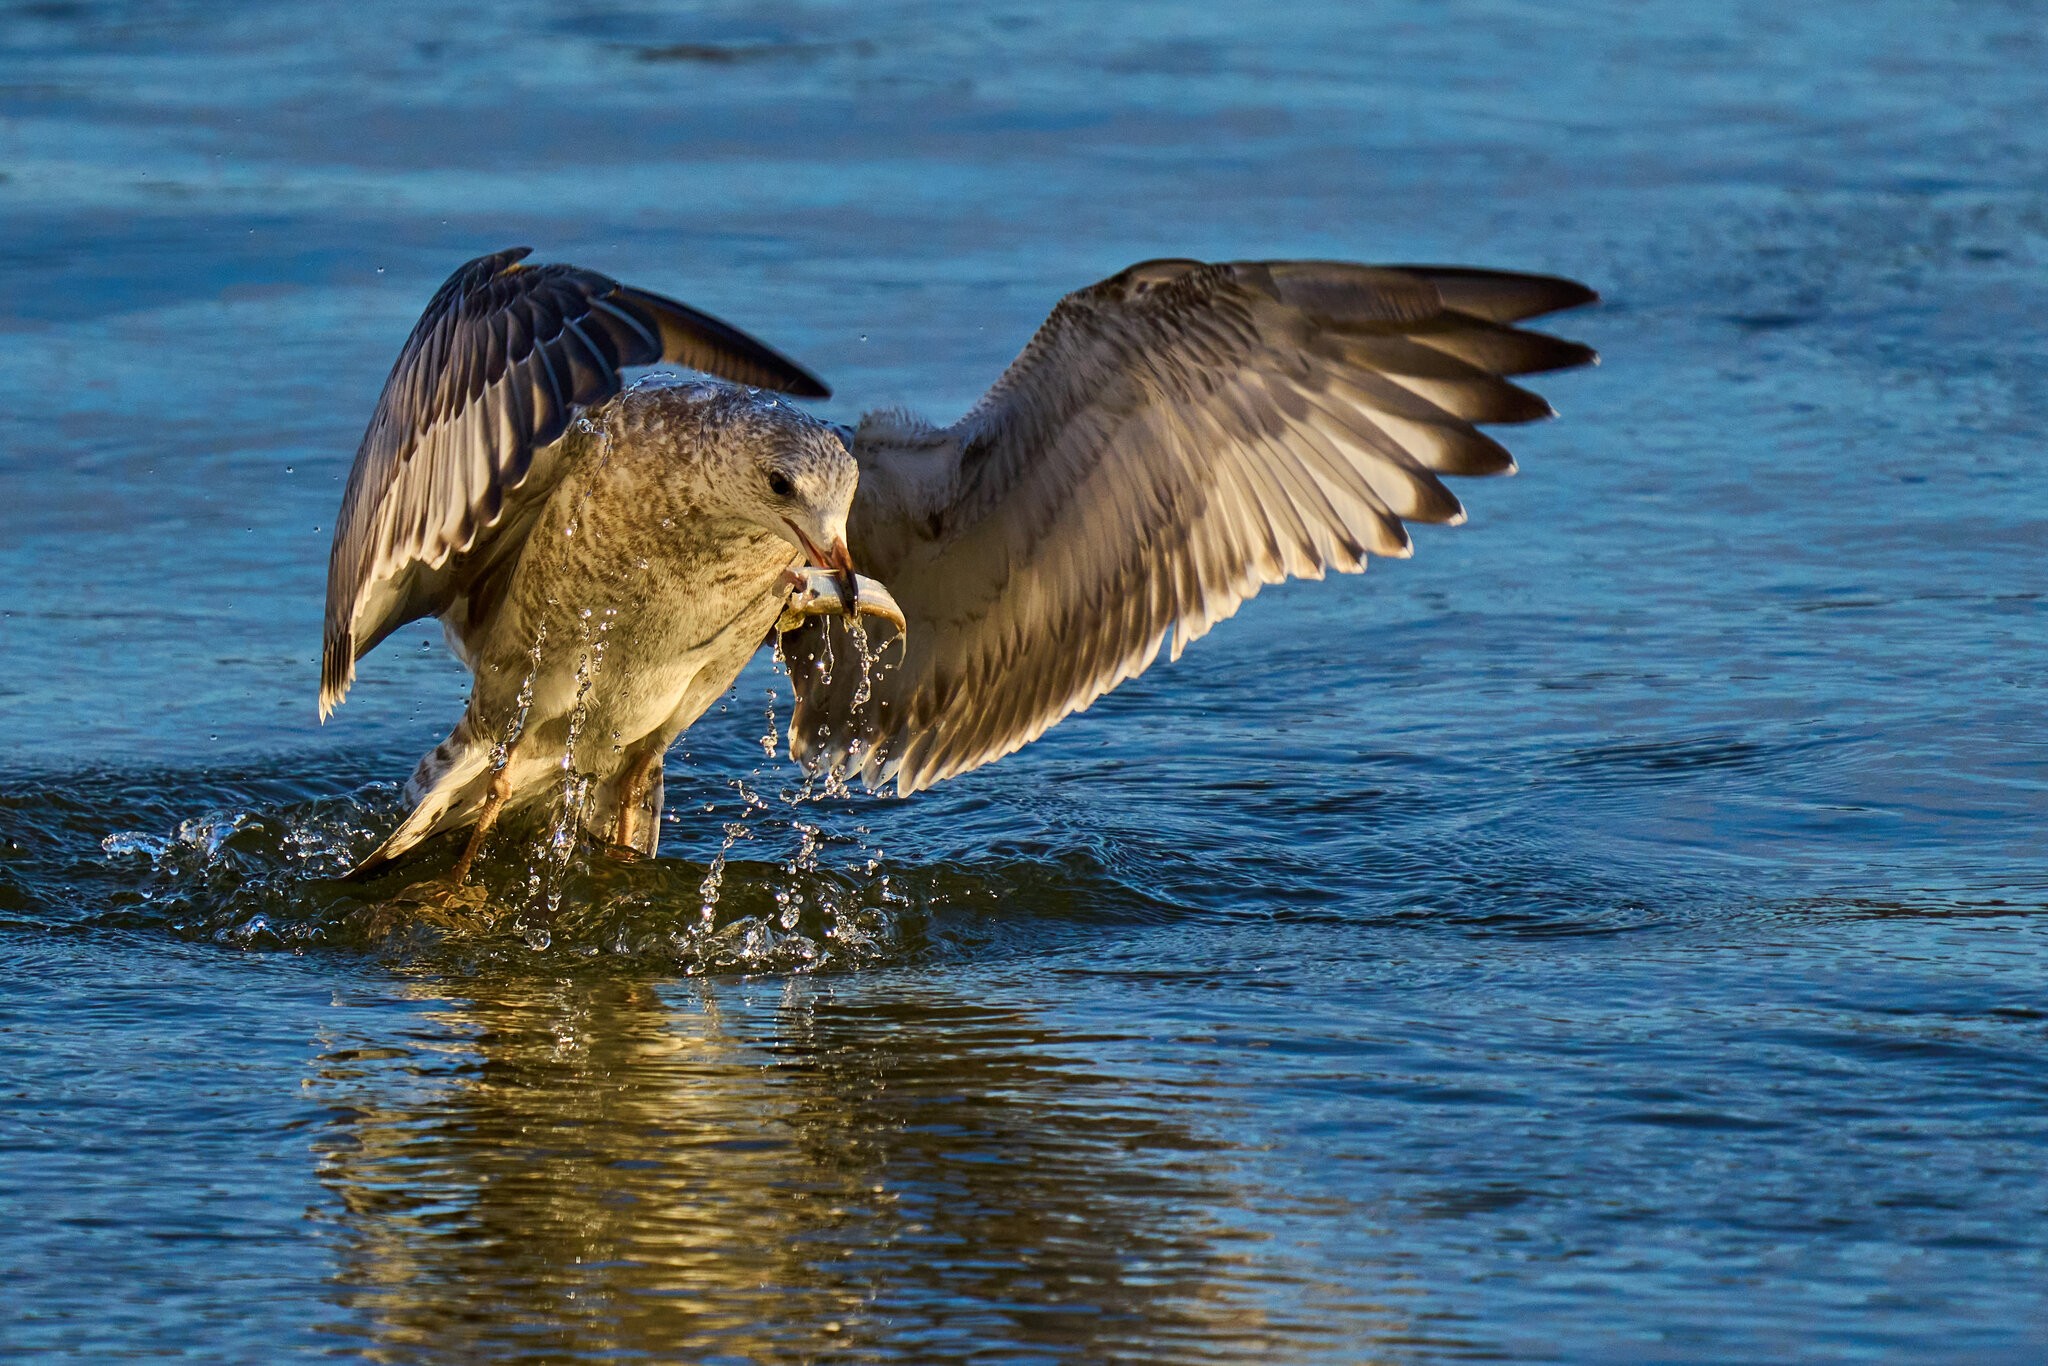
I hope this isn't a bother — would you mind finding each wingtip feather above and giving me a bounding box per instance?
[319,629,355,723]
[614,284,832,399]
[1394,265,1601,323]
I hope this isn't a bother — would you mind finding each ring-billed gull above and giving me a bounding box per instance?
[324,248,1595,880]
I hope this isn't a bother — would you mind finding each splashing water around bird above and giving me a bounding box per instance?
[678,636,901,969]
[95,539,907,971]
[91,638,913,972]
[493,622,547,776]
[522,603,615,945]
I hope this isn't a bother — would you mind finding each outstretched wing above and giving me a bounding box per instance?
[784,257,1596,792]
[321,247,829,718]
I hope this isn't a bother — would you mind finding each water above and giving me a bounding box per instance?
[3,1,2046,1359]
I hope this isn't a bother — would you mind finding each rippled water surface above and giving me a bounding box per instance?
[4,2,2046,1360]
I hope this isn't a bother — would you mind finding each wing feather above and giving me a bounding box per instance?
[1388,265,1597,323]
[786,257,1596,791]
[320,248,830,717]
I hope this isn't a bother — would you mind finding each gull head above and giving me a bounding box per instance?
[663,382,858,578]
[617,378,878,612]
[750,420,855,579]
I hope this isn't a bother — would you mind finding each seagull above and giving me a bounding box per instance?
[324,247,1596,882]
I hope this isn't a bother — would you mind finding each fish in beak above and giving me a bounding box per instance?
[776,565,907,635]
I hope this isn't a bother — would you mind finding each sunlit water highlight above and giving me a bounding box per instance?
[3,1,2047,1361]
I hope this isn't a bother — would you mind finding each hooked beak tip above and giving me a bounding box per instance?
[826,537,857,603]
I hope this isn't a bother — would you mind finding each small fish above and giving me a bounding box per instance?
[775,566,907,635]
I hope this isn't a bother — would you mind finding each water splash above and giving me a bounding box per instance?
[848,619,876,713]
[695,776,769,927]
[835,617,894,792]
[492,620,548,775]
[795,616,895,797]
[82,767,940,973]
[671,630,911,969]
[528,603,615,939]
[95,784,398,949]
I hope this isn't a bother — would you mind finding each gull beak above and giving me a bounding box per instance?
[822,536,859,607]
[784,520,862,611]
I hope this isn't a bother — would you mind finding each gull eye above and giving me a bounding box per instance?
[767,471,795,499]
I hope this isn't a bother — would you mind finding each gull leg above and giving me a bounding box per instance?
[611,746,665,856]
[449,766,513,886]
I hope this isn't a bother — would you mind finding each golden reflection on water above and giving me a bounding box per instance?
[303,973,1383,1363]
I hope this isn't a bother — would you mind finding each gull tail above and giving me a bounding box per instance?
[348,723,497,879]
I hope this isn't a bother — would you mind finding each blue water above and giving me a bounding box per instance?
[3,2,2045,1360]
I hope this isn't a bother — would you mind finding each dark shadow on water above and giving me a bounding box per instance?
[1552,731,1799,784]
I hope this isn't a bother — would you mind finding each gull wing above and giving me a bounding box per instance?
[320,247,828,718]
[784,257,1596,792]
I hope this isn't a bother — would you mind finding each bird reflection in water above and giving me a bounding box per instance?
[303,975,1403,1362]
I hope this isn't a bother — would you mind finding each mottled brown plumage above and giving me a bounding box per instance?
[324,250,1596,878]
[322,248,828,721]
[352,379,858,876]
